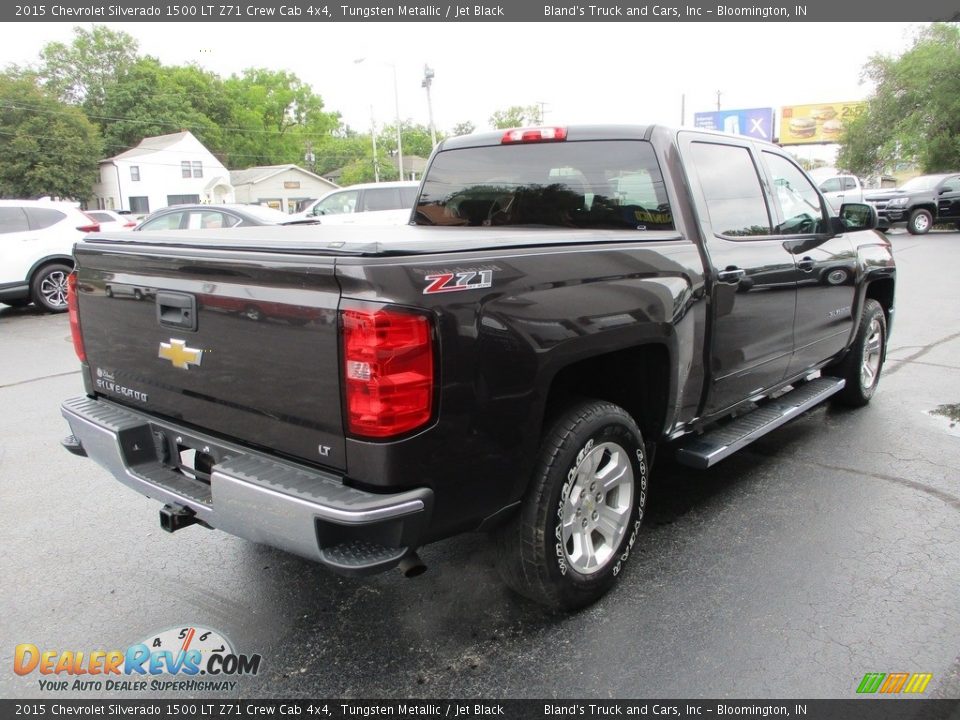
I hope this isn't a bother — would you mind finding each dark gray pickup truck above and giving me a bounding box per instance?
[61,125,895,609]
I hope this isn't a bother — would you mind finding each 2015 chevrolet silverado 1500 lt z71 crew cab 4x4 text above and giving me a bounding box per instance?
[61,125,895,609]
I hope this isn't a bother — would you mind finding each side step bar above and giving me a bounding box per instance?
[676,377,845,469]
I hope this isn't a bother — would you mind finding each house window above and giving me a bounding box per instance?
[167,194,200,206]
[192,161,203,179]
[130,166,140,182]
[129,196,150,214]
[182,161,191,178]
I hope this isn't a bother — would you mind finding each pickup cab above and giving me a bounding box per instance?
[818,174,865,214]
[61,125,895,609]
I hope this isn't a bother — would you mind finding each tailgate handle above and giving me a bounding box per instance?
[156,291,197,332]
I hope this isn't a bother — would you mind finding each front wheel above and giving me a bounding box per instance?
[907,208,932,235]
[31,263,72,313]
[825,298,887,407]
[495,400,648,610]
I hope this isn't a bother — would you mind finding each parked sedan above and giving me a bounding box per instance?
[85,210,138,232]
[135,204,299,231]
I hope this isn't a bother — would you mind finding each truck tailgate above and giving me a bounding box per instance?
[74,239,346,471]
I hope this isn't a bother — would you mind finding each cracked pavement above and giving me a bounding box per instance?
[1,230,958,700]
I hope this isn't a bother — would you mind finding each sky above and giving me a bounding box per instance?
[1,21,924,163]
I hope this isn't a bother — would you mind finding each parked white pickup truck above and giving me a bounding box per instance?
[818,175,865,213]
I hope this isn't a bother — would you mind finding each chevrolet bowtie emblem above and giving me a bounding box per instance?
[158,339,203,370]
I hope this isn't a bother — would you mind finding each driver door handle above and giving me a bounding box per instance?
[717,267,746,283]
[798,257,815,272]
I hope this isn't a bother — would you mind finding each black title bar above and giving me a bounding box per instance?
[3,700,960,720]
[5,0,960,22]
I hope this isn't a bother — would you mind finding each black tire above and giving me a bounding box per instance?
[494,400,648,610]
[30,263,72,313]
[907,208,933,235]
[825,298,887,407]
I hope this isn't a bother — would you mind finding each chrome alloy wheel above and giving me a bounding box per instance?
[560,441,634,575]
[40,270,69,309]
[861,316,883,390]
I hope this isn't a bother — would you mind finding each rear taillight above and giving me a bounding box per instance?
[501,126,567,144]
[76,211,100,233]
[123,221,137,228]
[342,305,434,438]
[67,272,85,362]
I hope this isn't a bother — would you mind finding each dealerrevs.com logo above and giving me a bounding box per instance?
[856,672,933,694]
[14,626,262,692]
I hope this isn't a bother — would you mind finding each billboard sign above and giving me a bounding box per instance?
[779,101,867,145]
[693,108,775,141]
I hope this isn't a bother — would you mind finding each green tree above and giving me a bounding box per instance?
[0,72,102,199]
[838,23,960,176]
[378,121,441,160]
[221,68,341,168]
[489,104,543,129]
[38,25,139,117]
[100,58,228,157]
[451,120,476,137]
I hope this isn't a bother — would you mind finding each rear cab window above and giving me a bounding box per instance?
[415,140,673,230]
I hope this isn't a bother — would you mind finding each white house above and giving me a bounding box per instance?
[90,131,234,215]
[230,165,339,214]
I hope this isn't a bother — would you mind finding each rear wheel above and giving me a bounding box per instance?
[31,263,72,313]
[907,208,932,235]
[825,298,887,407]
[495,400,648,610]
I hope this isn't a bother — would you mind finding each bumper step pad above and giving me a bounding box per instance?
[676,377,845,469]
[319,541,409,576]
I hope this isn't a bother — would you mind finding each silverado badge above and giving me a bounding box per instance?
[158,339,203,370]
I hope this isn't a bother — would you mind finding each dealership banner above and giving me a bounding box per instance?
[779,101,866,145]
[693,108,775,141]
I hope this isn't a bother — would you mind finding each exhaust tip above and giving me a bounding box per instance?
[398,551,427,578]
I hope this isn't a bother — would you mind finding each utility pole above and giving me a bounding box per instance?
[422,65,437,148]
[369,106,379,183]
[716,91,722,111]
[681,94,685,125]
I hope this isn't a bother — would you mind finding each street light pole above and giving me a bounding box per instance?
[369,106,379,183]
[391,63,404,180]
[422,65,437,148]
[354,57,403,181]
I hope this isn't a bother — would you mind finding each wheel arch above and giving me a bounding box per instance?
[541,342,672,450]
[28,255,75,283]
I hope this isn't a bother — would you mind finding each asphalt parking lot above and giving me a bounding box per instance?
[1,230,959,700]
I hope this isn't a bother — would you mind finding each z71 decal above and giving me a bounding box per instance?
[423,270,494,295]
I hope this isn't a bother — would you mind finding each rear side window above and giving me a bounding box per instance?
[400,187,419,207]
[0,207,29,234]
[26,207,67,230]
[415,140,673,230]
[689,142,771,237]
[362,187,402,211]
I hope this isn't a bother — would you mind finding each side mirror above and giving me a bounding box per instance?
[833,202,878,233]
